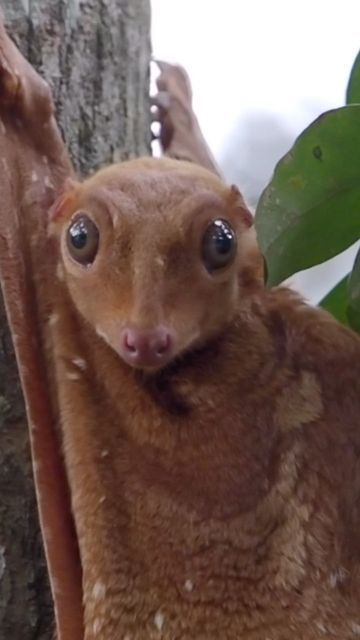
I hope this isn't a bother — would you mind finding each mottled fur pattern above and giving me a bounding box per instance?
[0,19,360,640]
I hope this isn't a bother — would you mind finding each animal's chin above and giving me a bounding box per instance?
[119,354,174,373]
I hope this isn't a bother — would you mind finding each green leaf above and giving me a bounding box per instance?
[346,50,360,104]
[255,106,360,286]
[347,246,360,332]
[319,275,350,326]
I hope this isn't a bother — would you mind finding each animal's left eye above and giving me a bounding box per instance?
[66,213,99,266]
[201,219,237,272]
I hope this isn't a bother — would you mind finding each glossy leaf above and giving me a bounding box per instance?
[319,275,350,326]
[346,50,360,104]
[255,106,360,287]
[347,247,360,331]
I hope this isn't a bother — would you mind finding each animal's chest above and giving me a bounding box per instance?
[70,373,360,639]
[114,385,276,525]
[83,402,298,635]
[85,470,358,640]
[78,394,282,636]
[87,468,282,639]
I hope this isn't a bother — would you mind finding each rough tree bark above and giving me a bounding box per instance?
[0,1,151,638]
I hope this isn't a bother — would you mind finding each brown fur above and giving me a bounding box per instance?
[56,252,360,639]
[50,162,360,639]
[0,20,360,640]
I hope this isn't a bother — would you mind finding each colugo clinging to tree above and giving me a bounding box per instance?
[0,18,360,640]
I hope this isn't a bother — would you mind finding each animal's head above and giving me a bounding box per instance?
[49,158,262,371]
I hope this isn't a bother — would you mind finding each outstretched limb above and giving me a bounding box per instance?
[0,17,73,197]
[0,17,83,640]
[152,60,222,176]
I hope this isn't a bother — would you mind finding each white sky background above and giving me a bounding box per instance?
[151,0,360,304]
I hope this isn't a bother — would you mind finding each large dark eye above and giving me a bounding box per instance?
[66,214,99,266]
[201,219,236,272]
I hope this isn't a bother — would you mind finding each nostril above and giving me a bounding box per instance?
[124,330,138,354]
[155,333,171,356]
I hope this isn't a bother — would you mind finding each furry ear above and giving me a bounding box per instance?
[228,185,264,288]
[48,177,80,223]
[229,184,254,228]
[239,226,265,288]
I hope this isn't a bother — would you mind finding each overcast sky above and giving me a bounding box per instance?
[151,0,360,303]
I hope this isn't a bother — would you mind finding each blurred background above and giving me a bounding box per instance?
[151,0,360,303]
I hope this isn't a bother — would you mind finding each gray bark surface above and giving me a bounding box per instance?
[0,1,151,637]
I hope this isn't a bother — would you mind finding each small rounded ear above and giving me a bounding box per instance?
[230,185,265,290]
[48,177,80,223]
[229,184,254,228]
[238,226,265,290]
[227,185,263,287]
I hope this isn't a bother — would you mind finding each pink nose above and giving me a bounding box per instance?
[121,326,173,368]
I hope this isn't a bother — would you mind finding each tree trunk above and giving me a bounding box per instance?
[0,2,151,638]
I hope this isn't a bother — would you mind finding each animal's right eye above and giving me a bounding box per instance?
[201,219,237,273]
[66,213,99,266]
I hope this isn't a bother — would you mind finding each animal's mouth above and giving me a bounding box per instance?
[121,351,174,371]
